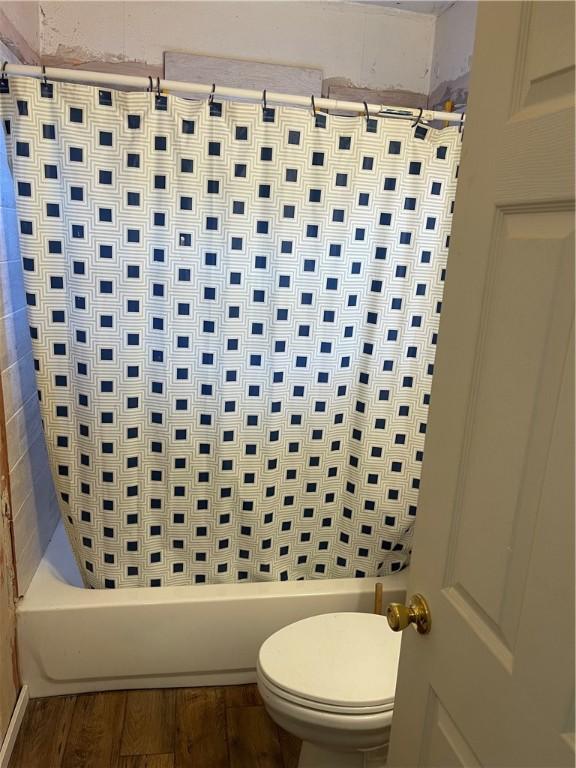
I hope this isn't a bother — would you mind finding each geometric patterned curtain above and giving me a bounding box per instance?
[0,77,461,588]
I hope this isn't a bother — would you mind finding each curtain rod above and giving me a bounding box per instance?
[1,63,464,124]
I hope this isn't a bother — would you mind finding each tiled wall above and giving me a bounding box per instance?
[0,94,60,596]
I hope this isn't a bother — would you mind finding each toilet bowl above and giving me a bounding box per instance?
[256,612,401,768]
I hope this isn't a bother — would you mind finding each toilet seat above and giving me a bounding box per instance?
[258,674,395,734]
[257,663,395,716]
[257,612,401,716]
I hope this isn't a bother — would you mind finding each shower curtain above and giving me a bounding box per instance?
[0,77,461,588]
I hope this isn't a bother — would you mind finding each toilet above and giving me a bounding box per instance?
[257,612,402,768]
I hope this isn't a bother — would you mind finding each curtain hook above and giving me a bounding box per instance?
[156,76,162,99]
[208,83,215,106]
[41,65,48,86]
[458,112,464,134]
[262,89,267,114]
[310,94,317,118]
[411,107,423,128]
[1,61,7,82]
[147,76,153,93]
[363,101,370,125]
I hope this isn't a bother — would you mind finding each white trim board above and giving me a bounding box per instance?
[164,52,323,97]
[0,685,28,768]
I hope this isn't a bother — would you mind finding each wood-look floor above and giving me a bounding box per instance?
[9,684,302,768]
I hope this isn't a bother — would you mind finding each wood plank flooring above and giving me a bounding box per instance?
[9,684,301,768]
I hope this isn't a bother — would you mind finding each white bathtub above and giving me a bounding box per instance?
[18,522,407,698]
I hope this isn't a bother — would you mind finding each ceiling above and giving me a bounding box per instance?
[351,1,454,15]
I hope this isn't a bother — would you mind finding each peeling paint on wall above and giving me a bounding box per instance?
[39,0,437,94]
[46,43,153,69]
[429,69,471,110]
[429,0,477,109]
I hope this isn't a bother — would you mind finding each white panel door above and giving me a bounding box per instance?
[388,2,575,766]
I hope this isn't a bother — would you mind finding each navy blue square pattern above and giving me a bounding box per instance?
[0,79,461,588]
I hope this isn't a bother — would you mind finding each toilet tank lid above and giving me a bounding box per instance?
[258,612,402,709]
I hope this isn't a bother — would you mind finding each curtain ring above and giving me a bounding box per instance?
[411,107,423,128]
[147,76,153,93]
[363,101,370,124]
[311,94,317,117]
[41,65,48,86]
[458,112,464,133]
[208,83,215,106]
[262,89,267,113]
[156,76,162,99]
[1,61,7,82]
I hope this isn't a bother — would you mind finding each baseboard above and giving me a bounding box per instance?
[0,685,28,768]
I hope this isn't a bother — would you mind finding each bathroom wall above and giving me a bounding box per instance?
[0,0,40,63]
[0,420,18,747]
[0,39,60,596]
[429,1,477,109]
[39,0,436,96]
[0,37,21,747]
[1,1,478,107]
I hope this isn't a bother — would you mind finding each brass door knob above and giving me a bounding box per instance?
[386,593,431,635]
